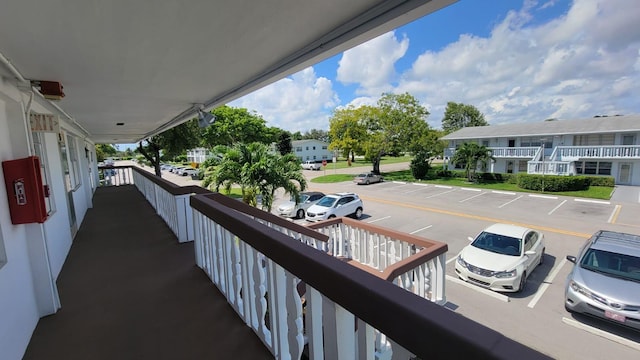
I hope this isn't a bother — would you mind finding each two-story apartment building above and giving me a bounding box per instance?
[292,139,333,162]
[441,115,640,185]
[186,147,211,164]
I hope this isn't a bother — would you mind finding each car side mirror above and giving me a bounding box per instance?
[525,250,536,256]
[566,255,577,263]
[467,237,474,242]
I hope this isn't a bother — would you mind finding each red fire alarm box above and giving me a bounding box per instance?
[2,156,48,224]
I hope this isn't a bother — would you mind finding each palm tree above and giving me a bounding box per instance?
[451,142,494,182]
[205,142,306,211]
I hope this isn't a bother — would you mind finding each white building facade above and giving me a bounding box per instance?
[292,139,333,162]
[441,115,640,186]
[0,78,97,359]
[186,147,211,164]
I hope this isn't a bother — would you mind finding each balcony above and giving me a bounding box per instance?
[489,147,539,158]
[25,166,548,359]
[556,145,640,161]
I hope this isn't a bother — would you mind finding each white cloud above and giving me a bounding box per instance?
[396,0,640,128]
[336,32,409,96]
[229,67,339,132]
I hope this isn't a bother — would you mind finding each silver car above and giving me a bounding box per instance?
[565,230,640,330]
[276,191,325,219]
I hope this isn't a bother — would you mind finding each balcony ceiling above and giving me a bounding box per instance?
[0,0,455,144]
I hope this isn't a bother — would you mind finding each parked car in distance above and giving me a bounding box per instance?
[455,223,545,292]
[277,191,325,219]
[171,166,186,174]
[305,192,363,222]
[180,167,199,176]
[564,230,640,330]
[301,160,322,171]
[353,172,383,185]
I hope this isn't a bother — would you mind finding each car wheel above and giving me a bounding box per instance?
[353,207,363,219]
[365,180,369,185]
[296,209,305,219]
[328,214,336,219]
[539,248,545,266]
[518,272,527,293]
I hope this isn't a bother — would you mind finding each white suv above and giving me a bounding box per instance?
[305,192,363,222]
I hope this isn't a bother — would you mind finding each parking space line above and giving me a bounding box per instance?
[608,205,621,224]
[392,181,407,184]
[574,198,610,205]
[498,195,523,208]
[402,185,431,194]
[410,225,432,234]
[492,190,516,195]
[459,192,486,203]
[425,189,456,198]
[527,258,567,308]
[461,187,481,192]
[446,275,510,302]
[367,216,391,224]
[446,252,461,264]
[435,185,452,189]
[548,200,567,215]
[562,317,640,351]
[529,194,558,199]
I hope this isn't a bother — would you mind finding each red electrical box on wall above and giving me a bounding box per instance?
[2,156,48,224]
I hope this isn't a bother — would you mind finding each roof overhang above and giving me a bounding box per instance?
[0,0,456,144]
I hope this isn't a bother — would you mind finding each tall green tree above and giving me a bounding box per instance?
[276,131,293,155]
[441,102,488,134]
[302,129,330,142]
[328,106,368,162]
[204,142,306,211]
[138,119,200,176]
[451,142,494,182]
[95,144,117,162]
[364,93,431,174]
[201,105,277,147]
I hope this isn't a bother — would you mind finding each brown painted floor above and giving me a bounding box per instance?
[24,185,273,360]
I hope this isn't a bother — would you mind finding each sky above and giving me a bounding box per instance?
[229,0,640,133]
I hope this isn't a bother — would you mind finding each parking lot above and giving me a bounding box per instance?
[273,177,640,359]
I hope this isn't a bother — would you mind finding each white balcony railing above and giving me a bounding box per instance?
[307,218,447,305]
[489,147,539,158]
[556,145,640,160]
[527,161,571,175]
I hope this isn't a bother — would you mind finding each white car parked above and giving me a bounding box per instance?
[455,223,545,293]
[277,191,325,219]
[305,192,363,222]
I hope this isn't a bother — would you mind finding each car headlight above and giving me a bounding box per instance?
[569,280,592,297]
[457,255,468,268]
[316,212,326,216]
[494,269,517,278]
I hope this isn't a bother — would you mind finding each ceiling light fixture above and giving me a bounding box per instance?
[197,109,216,128]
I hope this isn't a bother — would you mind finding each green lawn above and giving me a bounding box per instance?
[320,155,413,170]
[312,169,614,200]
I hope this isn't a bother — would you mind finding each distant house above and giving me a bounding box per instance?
[291,139,333,162]
[186,147,211,164]
[441,115,640,185]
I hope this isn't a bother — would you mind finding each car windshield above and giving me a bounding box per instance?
[356,174,367,178]
[580,249,640,282]
[289,194,310,203]
[316,196,337,207]
[471,231,522,256]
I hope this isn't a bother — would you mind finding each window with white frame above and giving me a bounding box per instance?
[32,132,56,215]
[575,161,612,175]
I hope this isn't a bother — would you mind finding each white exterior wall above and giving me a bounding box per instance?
[0,77,95,359]
[292,140,333,162]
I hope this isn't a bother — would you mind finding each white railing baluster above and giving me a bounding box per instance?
[306,286,324,360]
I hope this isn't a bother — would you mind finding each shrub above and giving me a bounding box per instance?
[585,176,615,187]
[410,152,431,180]
[517,174,590,192]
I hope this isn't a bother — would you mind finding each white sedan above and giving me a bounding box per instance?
[455,223,545,293]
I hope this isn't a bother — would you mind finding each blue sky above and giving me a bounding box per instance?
[230,0,640,133]
[119,0,640,150]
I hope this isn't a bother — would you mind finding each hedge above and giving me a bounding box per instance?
[517,174,591,191]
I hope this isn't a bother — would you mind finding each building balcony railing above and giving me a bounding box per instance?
[489,147,539,158]
[527,161,572,176]
[97,165,548,359]
[555,145,640,160]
